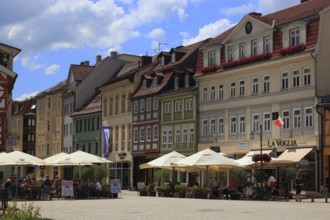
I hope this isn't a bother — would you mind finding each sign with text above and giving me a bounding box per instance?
[110,179,121,194]
[61,180,74,197]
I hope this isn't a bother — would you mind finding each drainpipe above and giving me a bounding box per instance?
[311,48,322,191]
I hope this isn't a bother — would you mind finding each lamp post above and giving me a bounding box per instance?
[250,124,263,187]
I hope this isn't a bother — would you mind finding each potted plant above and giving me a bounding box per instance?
[147,183,156,197]
[139,185,147,196]
[174,183,186,198]
[160,183,172,197]
[192,185,208,199]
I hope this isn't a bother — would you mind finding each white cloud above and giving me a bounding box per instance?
[177,8,188,22]
[182,19,235,45]
[45,64,60,75]
[14,91,40,101]
[221,3,254,16]
[147,28,166,41]
[179,32,189,38]
[257,0,301,14]
[21,55,45,71]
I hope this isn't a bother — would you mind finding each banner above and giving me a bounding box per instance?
[102,126,112,157]
[110,179,121,194]
[61,180,73,197]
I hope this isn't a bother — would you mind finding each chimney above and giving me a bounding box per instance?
[249,12,262,17]
[96,55,101,63]
[140,56,152,67]
[84,60,89,66]
[110,51,118,58]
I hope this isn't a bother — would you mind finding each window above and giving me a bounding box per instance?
[239,80,245,97]
[103,99,108,116]
[185,98,193,111]
[292,70,300,88]
[115,96,119,114]
[48,97,51,109]
[140,127,145,142]
[142,79,147,89]
[230,116,237,134]
[218,117,224,135]
[281,72,288,90]
[146,98,151,112]
[122,95,126,113]
[252,77,258,95]
[210,119,216,136]
[175,100,182,112]
[251,39,258,56]
[208,50,216,66]
[175,129,181,143]
[239,115,245,134]
[239,43,246,59]
[264,112,271,132]
[228,46,234,62]
[283,110,290,129]
[303,68,311,86]
[230,82,236,98]
[109,97,113,115]
[289,28,300,46]
[162,130,167,144]
[210,86,216,101]
[153,126,158,141]
[153,96,158,110]
[189,128,194,143]
[174,76,179,89]
[202,120,208,136]
[133,100,138,114]
[293,109,301,129]
[305,107,313,127]
[263,75,270,93]
[252,114,259,132]
[203,87,208,102]
[160,56,165,66]
[153,77,158,86]
[164,102,171,114]
[146,126,151,142]
[168,130,173,144]
[171,53,176,63]
[185,75,190,88]
[183,129,188,143]
[134,128,138,143]
[140,99,145,112]
[263,36,270,53]
[218,84,224,100]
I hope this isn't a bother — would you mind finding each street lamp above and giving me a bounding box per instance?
[250,124,263,187]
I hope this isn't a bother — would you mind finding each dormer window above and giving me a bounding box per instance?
[228,46,234,62]
[171,53,176,63]
[153,76,158,86]
[160,56,165,66]
[251,39,257,56]
[174,76,179,89]
[263,36,270,53]
[290,28,300,46]
[185,75,190,88]
[239,43,246,59]
[142,79,147,89]
[208,50,215,66]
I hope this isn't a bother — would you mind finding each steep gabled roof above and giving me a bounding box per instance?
[70,65,95,82]
[70,93,101,117]
[37,80,67,97]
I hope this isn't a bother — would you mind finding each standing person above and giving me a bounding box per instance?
[95,179,102,199]
[294,175,303,202]
[4,179,12,201]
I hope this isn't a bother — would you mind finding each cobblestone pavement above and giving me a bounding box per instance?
[15,190,330,220]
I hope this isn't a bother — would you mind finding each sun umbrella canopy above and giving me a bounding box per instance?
[53,150,112,166]
[44,152,70,166]
[0,151,45,166]
[139,151,186,169]
[173,148,240,171]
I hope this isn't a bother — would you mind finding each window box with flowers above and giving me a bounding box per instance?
[252,154,271,163]
[280,43,306,56]
[222,52,272,69]
[201,64,220,73]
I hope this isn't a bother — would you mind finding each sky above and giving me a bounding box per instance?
[0,0,301,101]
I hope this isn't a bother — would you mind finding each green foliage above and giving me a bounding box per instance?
[77,165,108,183]
[155,169,171,182]
[280,166,298,182]
[147,183,155,192]
[140,185,147,192]
[161,183,170,192]
[174,183,186,193]
[192,185,207,193]
[0,202,41,220]
[229,167,247,187]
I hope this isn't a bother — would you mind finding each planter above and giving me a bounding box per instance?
[193,192,208,199]
[160,191,172,197]
[147,191,156,197]
[140,191,147,196]
[174,192,185,198]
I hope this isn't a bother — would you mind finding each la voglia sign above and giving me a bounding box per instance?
[267,139,298,148]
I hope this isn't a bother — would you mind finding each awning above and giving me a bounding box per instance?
[244,150,273,157]
[277,148,313,162]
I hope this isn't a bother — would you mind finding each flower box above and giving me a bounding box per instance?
[222,52,272,69]
[280,44,306,56]
[201,64,220,73]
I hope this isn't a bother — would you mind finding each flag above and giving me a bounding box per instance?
[275,116,284,127]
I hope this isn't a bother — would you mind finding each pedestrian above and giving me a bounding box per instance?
[95,179,102,199]
[294,175,303,202]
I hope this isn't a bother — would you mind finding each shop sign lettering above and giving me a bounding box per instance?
[268,139,297,148]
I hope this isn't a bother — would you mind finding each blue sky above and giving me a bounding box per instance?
[0,0,301,101]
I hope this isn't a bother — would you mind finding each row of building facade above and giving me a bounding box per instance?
[1,0,330,191]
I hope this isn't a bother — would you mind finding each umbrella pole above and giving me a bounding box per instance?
[206,166,209,187]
